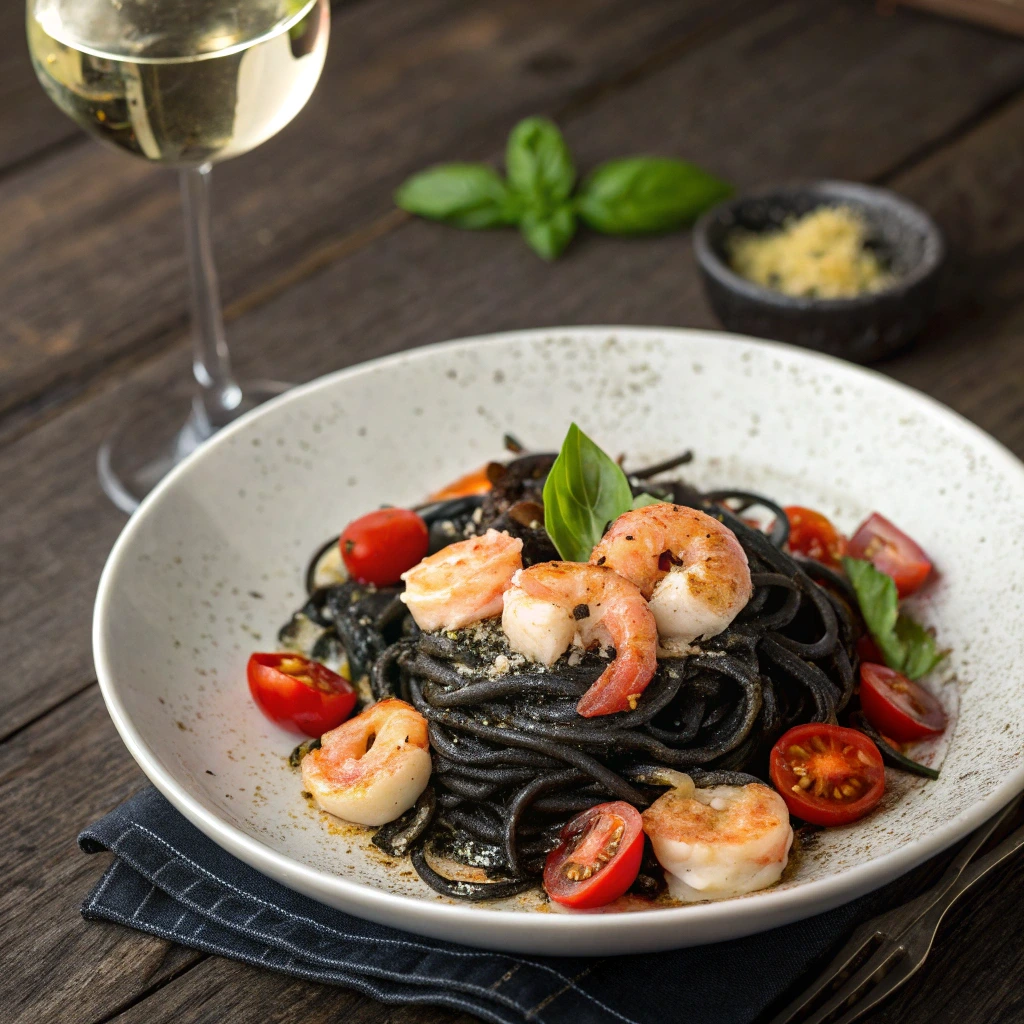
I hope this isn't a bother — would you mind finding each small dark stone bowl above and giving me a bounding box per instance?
[692,181,945,362]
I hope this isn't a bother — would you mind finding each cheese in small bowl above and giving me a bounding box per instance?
[727,205,892,300]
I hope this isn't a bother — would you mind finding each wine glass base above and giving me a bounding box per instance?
[98,379,290,513]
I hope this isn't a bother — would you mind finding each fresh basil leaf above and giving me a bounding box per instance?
[520,205,576,261]
[543,423,633,562]
[631,492,665,509]
[576,157,732,235]
[506,117,575,212]
[894,617,944,680]
[843,557,900,642]
[843,556,943,679]
[394,164,520,229]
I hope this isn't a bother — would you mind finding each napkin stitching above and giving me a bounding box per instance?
[120,819,641,1024]
[492,965,522,990]
[88,894,516,1024]
[85,858,120,913]
[130,884,157,922]
[527,964,599,1019]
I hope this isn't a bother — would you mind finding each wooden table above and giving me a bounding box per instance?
[5,1,1024,1021]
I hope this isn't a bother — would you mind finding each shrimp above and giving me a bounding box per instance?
[400,529,523,632]
[501,561,658,717]
[301,698,431,826]
[590,503,752,649]
[642,778,793,901]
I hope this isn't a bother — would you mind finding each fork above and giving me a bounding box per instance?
[769,794,1024,1024]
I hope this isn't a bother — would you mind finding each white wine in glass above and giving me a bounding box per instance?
[27,0,330,510]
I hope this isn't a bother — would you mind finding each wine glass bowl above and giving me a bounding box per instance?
[26,0,330,510]
[28,0,329,167]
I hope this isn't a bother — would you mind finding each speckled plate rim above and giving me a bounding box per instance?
[94,327,1024,956]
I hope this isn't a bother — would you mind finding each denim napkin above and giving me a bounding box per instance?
[80,787,882,1024]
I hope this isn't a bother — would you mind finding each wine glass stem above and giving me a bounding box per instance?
[180,163,242,436]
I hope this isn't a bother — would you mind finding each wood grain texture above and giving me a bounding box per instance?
[859,854,1024,1024]
[895,0,1024,39]
[0,686,202,1024]
[4,0,1024,738]
[879,92,1024,437]
[0,3,83,173]
[0,0,750,426]
[106,956,478,1024]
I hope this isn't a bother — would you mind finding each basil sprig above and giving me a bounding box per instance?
[843,557,944,680]
[542,424,663,561]
[395,116,730,261]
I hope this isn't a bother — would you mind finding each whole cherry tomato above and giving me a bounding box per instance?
[339,508,429,586]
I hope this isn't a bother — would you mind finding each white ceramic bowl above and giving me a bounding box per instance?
[94,327,1024,955]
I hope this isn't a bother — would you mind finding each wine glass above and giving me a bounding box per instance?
[27,0,330,512]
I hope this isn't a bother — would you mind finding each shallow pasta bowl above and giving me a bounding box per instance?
[94,327,1024,956]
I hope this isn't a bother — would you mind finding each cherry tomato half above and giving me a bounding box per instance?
[859,663,947,743]
[784,506,847,568]
[770,724,885,826]
[339,508,429,586]
[247,653,357,737]
[429,464,493,501]
[543,801,644,909]
[847,512,932,597]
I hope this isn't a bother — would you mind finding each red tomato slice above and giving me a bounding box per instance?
[847,512,932,597]
[859,663,947,743]
[770,724,885,826]
[339,508,429,586]
[543,802,644,909]
[247,653,357,737]
[429,464,493,500]
[784,506,847,568]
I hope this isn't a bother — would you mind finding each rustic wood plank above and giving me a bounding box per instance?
[0,5,83,173]
[4,0,1024,738]
[106,956,477,1024]
[0,0,751,426]
[895,0,1024,39]
[0,686,204,1024]
[877,92,1024,430]
[861,858,1024,1024]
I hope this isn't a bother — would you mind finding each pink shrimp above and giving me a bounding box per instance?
[400,529,523,632]
[642,779,793,901]
[301,698,431,826]
[590,504,752,649]
[501,561,658,717]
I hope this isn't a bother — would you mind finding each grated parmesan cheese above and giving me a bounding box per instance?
[728,205,892,299]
